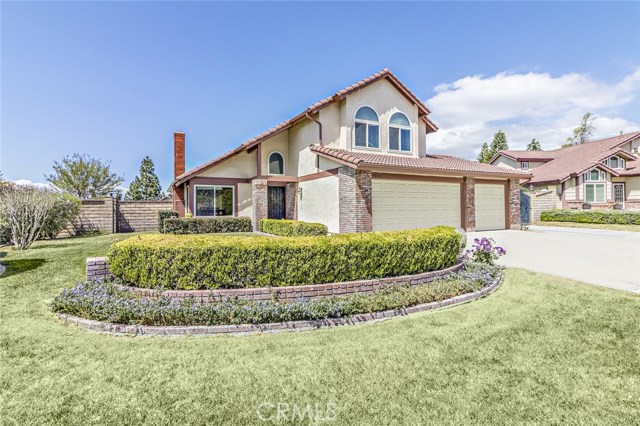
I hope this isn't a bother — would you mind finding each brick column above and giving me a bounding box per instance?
[86,257,113,281]
[285,183,298,220]
[509,178,521,229]
[252,179,268,231]
[463,177,476,232]
[338,167,372,233]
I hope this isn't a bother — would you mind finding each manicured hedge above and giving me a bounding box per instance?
[163,217,253,234]
[157,211,179,233]
[107,226,461,290]
[259,219,328,236]
[540,209,640,225]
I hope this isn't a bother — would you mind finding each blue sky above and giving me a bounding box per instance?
[2,1,639,191]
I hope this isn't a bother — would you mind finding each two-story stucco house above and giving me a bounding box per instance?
[490,132,640,222]
[170,69,529,233]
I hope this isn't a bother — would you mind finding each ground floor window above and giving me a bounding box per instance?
[585,183,605,203]
[194,185,234,217]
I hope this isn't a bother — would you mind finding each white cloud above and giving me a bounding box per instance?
[426,69,640,159]
[12,179,53,189]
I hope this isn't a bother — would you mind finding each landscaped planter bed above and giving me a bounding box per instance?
[52,262,501,335]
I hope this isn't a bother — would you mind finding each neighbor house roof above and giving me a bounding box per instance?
[310,145,531,179]
[173,69,438,186]
[492,132,640,184]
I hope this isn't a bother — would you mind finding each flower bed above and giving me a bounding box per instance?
[51,262,499,327]
[107,226,462,290]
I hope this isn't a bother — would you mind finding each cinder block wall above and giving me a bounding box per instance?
[68,198,173,235]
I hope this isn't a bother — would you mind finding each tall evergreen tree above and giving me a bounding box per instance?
[477,142,491,163]
[126,156,163,200]
[526,138,542,151]
[566,112,595,145]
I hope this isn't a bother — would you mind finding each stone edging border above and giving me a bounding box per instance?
[88,258,465,303]
[56,272,503,336]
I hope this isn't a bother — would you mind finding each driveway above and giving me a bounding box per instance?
[467,226,640,293]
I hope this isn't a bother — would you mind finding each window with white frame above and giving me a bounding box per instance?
[388,112,411,152]
[268,152,284,175]
[583,168,606,203]
[607,156,625,169]
[521,161,529,170]
[194,186,234,217]
[354,107,380,149]
[584,168,605,182]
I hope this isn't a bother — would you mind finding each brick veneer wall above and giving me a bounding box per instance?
[251,179,268,231]
[85,256,463,302]
[509,179,521,229]
[285,182,298,220]
[530,189,560,222]
[463,177,476,231]
[67,198,172,235]
[338,167,372,233]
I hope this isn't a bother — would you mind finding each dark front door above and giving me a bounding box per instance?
[520,189,531,225]
[268,186,286,219]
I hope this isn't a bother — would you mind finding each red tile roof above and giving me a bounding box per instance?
[310,145,531,178]
[173,69,438,186]
[492,132,640,184]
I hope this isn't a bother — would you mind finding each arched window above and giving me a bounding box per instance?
[389,112,411,152]
[268,152,284,175]
[355,107,380,149]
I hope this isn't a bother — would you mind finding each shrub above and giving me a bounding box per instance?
[465,237,506,265]
[259,219,328,236]
[39,193,82,239]
[107,226,461,290]
[0,220,10,245]
[157,210,179,233]
[163,217,253,234]
[51,262,499,326]
[540,209,640,225]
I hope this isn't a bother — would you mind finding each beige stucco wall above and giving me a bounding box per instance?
[614,176,640,200]
[288,119,321,176]
[260,131,291,176]
[237,183,253,218]
[298,175,340,233]
[493,156,518,169]
[345,79,421,157]
[198,150,257,178]
[319,102,343,149]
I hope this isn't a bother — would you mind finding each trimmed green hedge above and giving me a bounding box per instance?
[107,226,461,290]
[157,211,179,233]
[540,209,640,225]
[163,217,253,234]
[259,219,328,236]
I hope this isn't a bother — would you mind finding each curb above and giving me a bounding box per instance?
[56,273,503,337]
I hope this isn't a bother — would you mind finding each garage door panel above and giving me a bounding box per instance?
[475,183,506,231]
[372,180,461,231]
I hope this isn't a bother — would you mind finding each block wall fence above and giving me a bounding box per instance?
[68,198,173,235]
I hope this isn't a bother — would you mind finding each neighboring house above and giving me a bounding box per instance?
[170,69,529,233]
[490,132,640,221]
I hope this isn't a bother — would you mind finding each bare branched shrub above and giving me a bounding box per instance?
[0,185,57,249]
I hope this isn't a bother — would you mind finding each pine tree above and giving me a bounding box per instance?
[477,142,491,163]
[126,156,163,200]
[527,138,542,151]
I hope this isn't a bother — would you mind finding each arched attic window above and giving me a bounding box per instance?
[355,107,380,149]
[268,152,284,175]
[389,112,411,152]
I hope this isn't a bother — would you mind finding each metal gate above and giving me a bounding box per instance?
[520,190,531,225]
[268,187,286,220]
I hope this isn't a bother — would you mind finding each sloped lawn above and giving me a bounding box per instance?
[1,234,639,425]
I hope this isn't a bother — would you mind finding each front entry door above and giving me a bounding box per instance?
[613,183,625,207]
[268,186,286,219]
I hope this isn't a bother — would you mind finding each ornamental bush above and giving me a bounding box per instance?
[107,226,461,290]
[259,219,328,236]
[465,237,506,265]
[163,217,252,234]
[51,262,499,326]
[540,209,640,225]
[157,210,178,233]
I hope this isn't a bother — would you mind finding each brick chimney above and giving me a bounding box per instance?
[174,131,185,178]
[172,132,186,217]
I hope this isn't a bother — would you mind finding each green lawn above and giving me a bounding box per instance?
[1,234,639,425]
[535,221,640,232]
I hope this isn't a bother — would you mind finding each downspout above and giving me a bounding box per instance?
[306,111,323,170]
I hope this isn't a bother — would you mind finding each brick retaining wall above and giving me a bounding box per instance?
[85,257,464,302]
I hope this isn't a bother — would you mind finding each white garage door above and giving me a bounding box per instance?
[372,179,461,231]
[475,183,506,231]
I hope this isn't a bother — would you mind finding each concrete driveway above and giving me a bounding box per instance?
[467,226,640,293]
